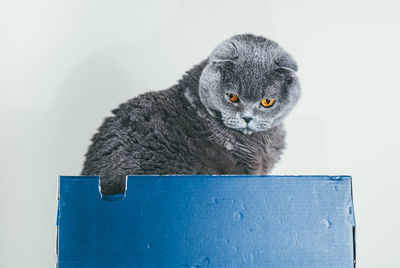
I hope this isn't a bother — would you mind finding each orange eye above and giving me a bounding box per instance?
[261,98,275,107]
[226,93,239,103]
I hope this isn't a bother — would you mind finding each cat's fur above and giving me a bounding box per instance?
[81,34,301,195]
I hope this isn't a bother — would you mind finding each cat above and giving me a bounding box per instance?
[81,34,301,195]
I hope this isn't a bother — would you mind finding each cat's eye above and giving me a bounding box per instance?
[261,98,275,107]
[226,93,239,103]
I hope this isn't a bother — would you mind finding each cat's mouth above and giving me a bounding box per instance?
[221,119,256,135]
[240,126,255,135]
[218,113,258,135]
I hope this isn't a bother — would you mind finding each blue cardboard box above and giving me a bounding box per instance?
[56,175,356,267]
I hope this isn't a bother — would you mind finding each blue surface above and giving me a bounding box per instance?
[57,175,355,268]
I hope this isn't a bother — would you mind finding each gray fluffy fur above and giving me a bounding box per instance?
[81,34,301,195]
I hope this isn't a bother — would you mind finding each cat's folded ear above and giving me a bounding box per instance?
[275,57,298,73]
[210,41,239,69]
[212,57,237,68]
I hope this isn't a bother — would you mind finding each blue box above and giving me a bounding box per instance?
[57,175,356,267]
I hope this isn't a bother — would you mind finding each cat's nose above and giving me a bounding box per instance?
[242,116,253,123]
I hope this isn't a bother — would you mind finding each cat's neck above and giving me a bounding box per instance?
[176,58,220,120]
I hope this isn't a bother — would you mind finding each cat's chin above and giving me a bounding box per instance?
[236,126,272,135]
[236,127,255,135]
[242,129,254,135]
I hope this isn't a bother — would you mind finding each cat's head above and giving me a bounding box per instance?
[199,34,301,135]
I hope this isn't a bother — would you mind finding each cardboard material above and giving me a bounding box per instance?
[57,175,356,267]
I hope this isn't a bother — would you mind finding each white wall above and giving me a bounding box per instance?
[1,0,399,267]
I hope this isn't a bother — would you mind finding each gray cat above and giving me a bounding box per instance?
[81,34,301,195]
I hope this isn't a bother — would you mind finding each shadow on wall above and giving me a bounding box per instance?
[50,37,199,175]
[52,43,146,174]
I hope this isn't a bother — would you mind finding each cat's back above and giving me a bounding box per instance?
[98,87,188,135]
[82,86,204,175]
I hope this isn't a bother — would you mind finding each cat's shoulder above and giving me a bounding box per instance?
[100,87,190,134]
[113,88,179,115]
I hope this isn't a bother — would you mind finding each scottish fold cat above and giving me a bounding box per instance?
[82,34,301,195]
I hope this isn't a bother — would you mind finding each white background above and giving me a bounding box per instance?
[1,0,399,267]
